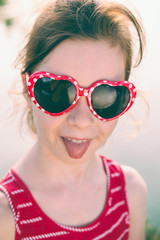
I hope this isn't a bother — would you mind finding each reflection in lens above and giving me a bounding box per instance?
[34,77,76,113]
[91,85,130,119]
[92,86,117,109]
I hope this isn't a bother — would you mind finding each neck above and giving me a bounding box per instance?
[17,141,103,185]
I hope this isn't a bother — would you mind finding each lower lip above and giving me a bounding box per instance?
[62,137,91,159]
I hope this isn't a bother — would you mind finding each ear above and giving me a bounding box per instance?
[21,73,32,108]
[23,91,32,108]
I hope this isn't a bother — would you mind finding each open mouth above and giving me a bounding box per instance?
[62,137,91,159]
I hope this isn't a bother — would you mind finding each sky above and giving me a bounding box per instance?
[0,0,160,225]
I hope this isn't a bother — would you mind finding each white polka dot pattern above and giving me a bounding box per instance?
[27,71,136,121]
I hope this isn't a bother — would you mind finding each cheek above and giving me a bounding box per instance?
[31,104,61,135]
[99,119,118,140]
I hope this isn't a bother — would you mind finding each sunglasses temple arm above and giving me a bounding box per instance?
[21,72,30,93]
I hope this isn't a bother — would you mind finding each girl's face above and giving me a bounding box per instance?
[30,39,125,163]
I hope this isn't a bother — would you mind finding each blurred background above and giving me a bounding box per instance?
[0,0,160,237]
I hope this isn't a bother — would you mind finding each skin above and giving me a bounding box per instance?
[0,39,147,239]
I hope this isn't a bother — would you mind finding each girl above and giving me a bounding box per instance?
[0,0,147,239]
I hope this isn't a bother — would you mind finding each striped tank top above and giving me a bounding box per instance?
[0,156,130,240]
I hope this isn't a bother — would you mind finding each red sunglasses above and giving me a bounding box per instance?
[25,71,136,121]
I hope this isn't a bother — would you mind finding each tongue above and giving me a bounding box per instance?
[62,138,90,159]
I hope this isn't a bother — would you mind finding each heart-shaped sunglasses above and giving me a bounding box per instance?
[25,71,136,121]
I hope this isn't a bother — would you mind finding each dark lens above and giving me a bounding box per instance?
[91,85,130,119]
[34,77,76,113]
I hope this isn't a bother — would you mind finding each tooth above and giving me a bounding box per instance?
[66,138,88,144]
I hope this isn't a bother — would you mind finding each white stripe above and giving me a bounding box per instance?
[111,186,122,194]
[111,172,120,178]
[93,212,128,240]
[106,161,114,166]
[102,157,111,194]
[11,189,24,195]
[56,222,100,232]
[15,212,20,222]
[22,231,69,240]
[0,184,21,235]
[2,178,14,185]
[20,217,42,225]
[117,228,129,240]
[106,200,125,215]
[17,202,32,209]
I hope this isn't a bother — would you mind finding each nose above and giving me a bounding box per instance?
[67,96,94,128]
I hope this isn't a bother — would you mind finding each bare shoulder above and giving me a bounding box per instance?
[0,191,15,240]
[121,165,147,197]
[121,165,147,240]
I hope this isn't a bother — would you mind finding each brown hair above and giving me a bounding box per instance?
[17,0,145,133]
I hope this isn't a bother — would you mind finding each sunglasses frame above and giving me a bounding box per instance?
[26,71,136,121]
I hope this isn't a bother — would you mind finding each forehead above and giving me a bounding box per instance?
[36,38,125,86]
